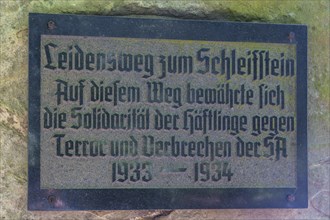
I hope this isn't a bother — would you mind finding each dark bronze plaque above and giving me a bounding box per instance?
[28,13,307,210]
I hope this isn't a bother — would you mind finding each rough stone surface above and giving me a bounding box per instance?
[0,0,329,219]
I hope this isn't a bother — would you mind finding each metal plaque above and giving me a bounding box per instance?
[28,13,308,210]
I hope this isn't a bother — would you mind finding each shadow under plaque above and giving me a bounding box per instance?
[28,13,308,210]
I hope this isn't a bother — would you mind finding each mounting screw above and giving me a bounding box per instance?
[47,195,57,204]
[47,20,57,30]
[287,194,295,202]
[288,32,295,42]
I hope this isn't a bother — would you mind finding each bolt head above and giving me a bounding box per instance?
[287,194,295,202]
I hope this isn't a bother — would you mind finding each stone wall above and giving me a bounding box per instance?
[0,0,329,219]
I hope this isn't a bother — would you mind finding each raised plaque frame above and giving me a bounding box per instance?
[28,13,307,210]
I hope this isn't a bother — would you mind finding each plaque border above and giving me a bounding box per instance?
[28,13,308,210]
